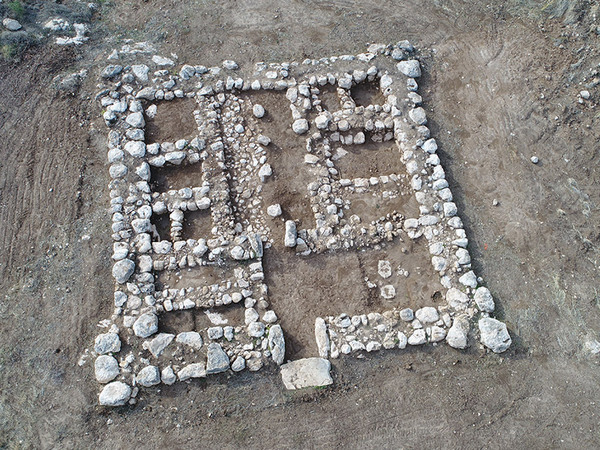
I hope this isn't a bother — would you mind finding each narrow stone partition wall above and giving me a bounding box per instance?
[92,42,511,407]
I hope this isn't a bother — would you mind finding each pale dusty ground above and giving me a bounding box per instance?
[1,0,600,448]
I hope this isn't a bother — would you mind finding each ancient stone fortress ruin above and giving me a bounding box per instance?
[92,42,511,406]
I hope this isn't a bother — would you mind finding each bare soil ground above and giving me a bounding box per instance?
[2,0,600,448]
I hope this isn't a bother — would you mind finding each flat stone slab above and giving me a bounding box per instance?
[280,358,333,390]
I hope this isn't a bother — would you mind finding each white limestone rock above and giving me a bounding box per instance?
[397,60,421,78]
[112,259,135,284]
[133,313,158,338]
[175,331,203,349]
[459,270,478,288]
[144,333,174,357]
[137,366,161,387]
[479,318,511,353]
[95,355,119,383]
[161,366,176,385]
[178,363,206,381]
[206,343,230,374]
[126,112,145,128]
[258,163,272,182]
[3,18,22,31]
[231,355,246,372]
[474,287,495,313]
[397,331,408,349]
[315,317,329,359]
[430,326,447,342]
[152,55,174,67]
[131,64,149,82]
[446,287,470,310]
[253,104,265,118]
[267,204,282,217]
[378,260,392,279]
[94,333,121,354]
[284,220,297,247]
[222,60,239,70]
[280,358,333,390]
[446,315,470,349]
[292,119,309,135]
[380,284,396,299]
[268,324,286,365]
[408,107,427,125]
[399,308,414,322]
[415,307,439,324]
[408,329,427,345]
[99,381,131,406]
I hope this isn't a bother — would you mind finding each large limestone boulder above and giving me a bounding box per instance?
[280,358,333,390]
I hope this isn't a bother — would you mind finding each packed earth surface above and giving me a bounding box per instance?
[1,0,600,448]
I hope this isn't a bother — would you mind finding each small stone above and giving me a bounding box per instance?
[268,324,285,365]
[530,156,539,164]
[99,381,131,406]
[257,135,271,146]
[126,112,145,128]
[397,60,421,78]
[292,119,309,135]
[422,138,437,153]
[222,60,239,70]
[315,113,330,129]
[397,331,408,349]
[474,287,495,313]
[380,284,396,299]
[258,164,272,182]
[3,18,22,31]
[459,270,478,288]
[207,327,223,340]
[248,322,265,338]
[399,308,414,322]
[430,326,447,342]
[131,64,149,82]
[267,204,282,217]
[152,55,174,67]
[230,245,245,260]
[231,355,246,372]
[136,366,160,387]
[253,104,265,118]
[95,355,119,383]
[446,287,470,310]
[408,329,427,345]
[580,90,590,100]
[161,366,176,385]
[101,65,122,79]
[206,343,230,374]
[263,310,278,323]
[284,220,297,247]
[94,333,121,354]
[366,341,382,352]
[378,260,392,278]
[456,248,471,265]
[133,313,158,338]
[178,363,206,381]
[479,318,511,353]
[125,141,146,158]
[415,307,439,324]
[446,315,470,349]
[280,358,333,390]
[145,333,174,357]
[408,107,427,125]
[315,317,329,359]
[112,259,135,284]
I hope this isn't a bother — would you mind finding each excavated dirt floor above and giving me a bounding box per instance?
[1,0,600,448]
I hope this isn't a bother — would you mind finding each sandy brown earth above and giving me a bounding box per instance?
[1,0,600,448]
